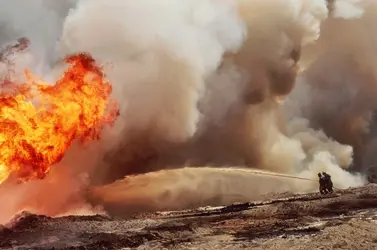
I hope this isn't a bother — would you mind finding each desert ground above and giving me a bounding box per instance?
[1,184,377,249]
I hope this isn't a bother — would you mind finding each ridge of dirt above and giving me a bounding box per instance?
[1,184,377,249]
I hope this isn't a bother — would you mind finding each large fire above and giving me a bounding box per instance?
[0,53,119,184]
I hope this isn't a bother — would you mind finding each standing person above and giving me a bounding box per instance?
[322,172,333,193]
[318,173,327,194]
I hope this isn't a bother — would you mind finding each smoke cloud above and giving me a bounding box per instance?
[77,0,367,215]
[294,0,377,176]
[59,0,247,182]
[0,0,375,220]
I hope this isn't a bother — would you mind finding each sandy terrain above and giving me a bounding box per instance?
[1,184,377,249]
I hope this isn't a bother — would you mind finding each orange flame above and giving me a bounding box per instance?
[0,53,119,184]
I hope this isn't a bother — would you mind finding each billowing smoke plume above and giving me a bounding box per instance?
[297,0,377,175]
[59,0,246,182]
[88,0,367,215]
[0,0,375,221]
[190,0,330,169]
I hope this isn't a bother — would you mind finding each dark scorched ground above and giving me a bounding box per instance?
[1,184,377,249]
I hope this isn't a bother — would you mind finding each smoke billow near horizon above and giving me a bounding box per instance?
[0,0,376,221]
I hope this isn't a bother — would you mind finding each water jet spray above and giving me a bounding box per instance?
[203,167,317,182]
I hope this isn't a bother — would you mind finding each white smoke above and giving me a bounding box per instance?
[60,0,246,145]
